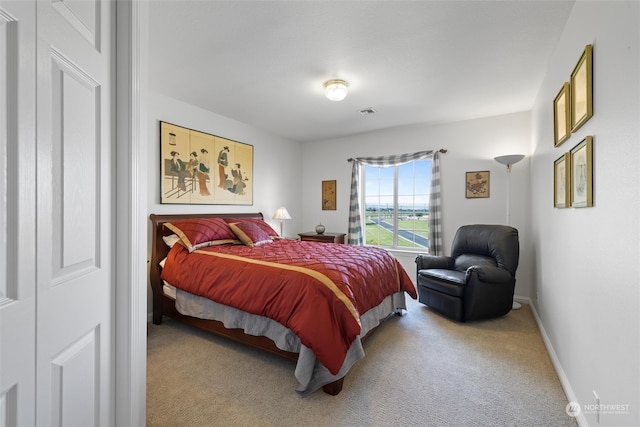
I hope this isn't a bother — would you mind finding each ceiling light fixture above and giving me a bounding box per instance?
[324,79,349,101]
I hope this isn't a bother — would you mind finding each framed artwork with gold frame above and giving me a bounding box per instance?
[465,171,490,199]
[570,136,593,208]
[553,82,571,147]
[160,121,253,205]
[554,153,570,208]
[570,45,593,132]
[322,180,337,210]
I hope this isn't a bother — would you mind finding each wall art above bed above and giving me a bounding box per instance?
[160,121,253,205]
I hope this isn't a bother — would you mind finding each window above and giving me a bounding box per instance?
[363,159,431,250]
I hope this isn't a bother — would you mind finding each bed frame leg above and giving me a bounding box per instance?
[153,312,163,325]
[322,377,344,396]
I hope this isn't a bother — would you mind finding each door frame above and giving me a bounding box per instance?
[115,1,148,425]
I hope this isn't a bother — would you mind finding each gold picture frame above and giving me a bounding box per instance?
[554,153,570,208]
[465,171,490,198]
[322,180,337,210]
[570,44,593,132]
[160,121,253,205]
[553,82,571,147]
[570,136,593,208]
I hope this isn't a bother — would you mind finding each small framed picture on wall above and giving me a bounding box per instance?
[465,171,490,199]
[554,153,570,208]
[553,82,571,147]
[570,45,593,132]
[570,136,593,208]
[322,180,337,210]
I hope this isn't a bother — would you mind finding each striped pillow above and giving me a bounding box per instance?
[229,221,273,247]
[164,218,239,252]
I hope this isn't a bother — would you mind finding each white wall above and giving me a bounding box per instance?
[530,2,639,426]
[146,92,303,311]
[300,112,532,298]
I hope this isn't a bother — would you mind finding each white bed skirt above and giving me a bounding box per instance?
[172,286,407,396]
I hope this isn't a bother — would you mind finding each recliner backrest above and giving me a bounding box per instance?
[450,225,519,274]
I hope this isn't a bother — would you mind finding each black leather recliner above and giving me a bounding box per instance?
[415,224,519,322]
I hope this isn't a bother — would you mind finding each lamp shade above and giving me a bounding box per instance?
[272,207,291,220]
[324,79,349,101]
[494,154,525,172]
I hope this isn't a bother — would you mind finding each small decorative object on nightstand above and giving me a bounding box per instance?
[315,223,326,234]
[298,232,346,244]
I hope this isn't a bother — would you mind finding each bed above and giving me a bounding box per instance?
[149,212,417,396]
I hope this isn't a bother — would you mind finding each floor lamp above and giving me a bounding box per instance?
[494,154,525,310]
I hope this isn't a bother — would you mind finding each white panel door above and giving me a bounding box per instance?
[35,0,114,425]
[0,1,36,426]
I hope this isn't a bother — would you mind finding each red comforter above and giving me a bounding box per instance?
[160,239,416,374]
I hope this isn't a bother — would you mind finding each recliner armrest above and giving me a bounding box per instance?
[415,254,454,270]
[465,265,512,283]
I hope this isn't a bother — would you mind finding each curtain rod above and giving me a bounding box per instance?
[347,149,447,162]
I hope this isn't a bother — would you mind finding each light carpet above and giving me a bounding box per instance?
[146,297,578,427]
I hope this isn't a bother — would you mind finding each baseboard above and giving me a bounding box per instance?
[513,294,528,305]
[529,302,587,427]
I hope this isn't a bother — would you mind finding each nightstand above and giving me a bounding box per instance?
[298,232,346,244]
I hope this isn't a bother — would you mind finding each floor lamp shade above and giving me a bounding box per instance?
[494,154,525,172]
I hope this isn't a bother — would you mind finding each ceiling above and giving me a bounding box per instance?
[148,1,575,143]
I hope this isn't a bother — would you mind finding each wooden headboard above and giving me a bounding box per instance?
[149,212,264,324]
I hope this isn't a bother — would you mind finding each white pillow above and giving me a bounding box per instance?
[162,234,182,248]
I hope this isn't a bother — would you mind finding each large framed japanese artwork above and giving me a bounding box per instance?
[160,121,253,205]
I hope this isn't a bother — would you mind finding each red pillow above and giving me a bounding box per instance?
[224,217,279,237]
[229,221,273,247]
[164,218,238,252]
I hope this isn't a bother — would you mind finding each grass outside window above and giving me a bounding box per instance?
[365,217,428,249]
